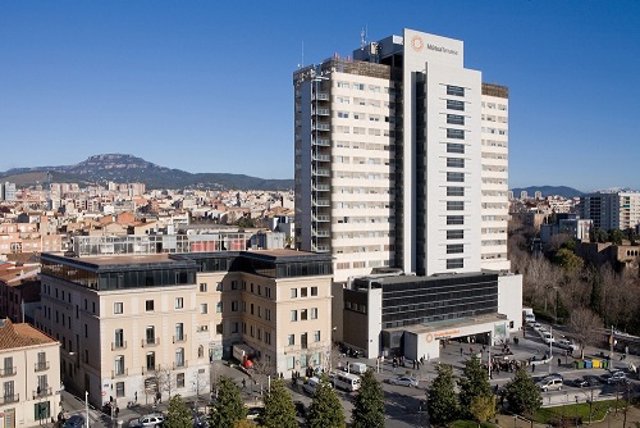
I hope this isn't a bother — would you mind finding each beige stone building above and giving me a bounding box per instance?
[35,249,332,407]
[0,319,61,428]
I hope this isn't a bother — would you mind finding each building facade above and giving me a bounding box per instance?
[35,249,332,406]
[294,28,522,355]
[0,319,61,428]
[580,191,640,231]
[294,28,512,278]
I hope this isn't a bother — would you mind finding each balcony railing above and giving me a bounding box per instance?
[111,341,128,351]
[172,334,187,344]
[313,92,329,101]
[173,361,188,370]
[32,387,52,399]
[142,338,160,347]
[34,362,50,372]
[313,123,331,131]
[0,393,19,404]
[141,366,159,375]
[111,369,128,379]
[0,367,16,377]
[312,138,331,147]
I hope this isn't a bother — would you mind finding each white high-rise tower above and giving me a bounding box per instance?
[294,28,512,280]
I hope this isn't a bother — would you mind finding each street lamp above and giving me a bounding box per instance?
[85,390,90,428]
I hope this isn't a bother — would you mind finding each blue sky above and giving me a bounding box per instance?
[1,1,639,191]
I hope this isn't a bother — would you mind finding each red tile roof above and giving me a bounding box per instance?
[0,319,57,351]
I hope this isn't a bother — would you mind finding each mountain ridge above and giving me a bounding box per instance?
[0,154,294,191]
[510,185,584,198]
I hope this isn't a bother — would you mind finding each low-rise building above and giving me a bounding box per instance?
[0,319,61,428]
[35,249,332,407]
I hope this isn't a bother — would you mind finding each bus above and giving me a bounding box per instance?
[332,372,361,392]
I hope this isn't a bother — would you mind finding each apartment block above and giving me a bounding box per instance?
[35,249,332,406]
[580,191,640,231]
[0,319,61,428]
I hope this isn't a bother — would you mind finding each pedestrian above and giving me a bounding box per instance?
[460,347,463,356]
[115,406,119,418]
[242,378,246,389]
[531,363,535,373]
[412,359,416,370]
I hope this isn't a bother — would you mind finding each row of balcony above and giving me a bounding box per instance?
[116,361,190,379]
[0,362,50,378]
[312,138,330,147]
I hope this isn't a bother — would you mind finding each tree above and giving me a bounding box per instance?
[470,394,496,427]
[504,368,542,417]
[351,369,385,428]
[610,229,624,245]
[458,356,492,417]
[209,376,247,427]
[553,248,584,273]
[165,394,193,428]
[568,307,603,358]
[306,378,345,428]
[233,421,257,428]
[262,378,297,428]
[426,364,459,426]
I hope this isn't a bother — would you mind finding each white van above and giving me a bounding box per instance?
[303,376,322,395]
[333,372,361,392]
[348,362,368,375]
[537,377,563,392]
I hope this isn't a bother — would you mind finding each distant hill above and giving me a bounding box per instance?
[511,185,584,199]
[0,154,294,191]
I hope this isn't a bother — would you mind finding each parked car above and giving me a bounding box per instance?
[246,407,264,422]
[63,415,86,428]
[387,376,419,388]
[571,376,592,388]
[605,371,628,385]
[532,323,542,331]
[556,338,578,352]
[129,413,165,428]
[542,333,555,344]
[294,400,307,418]
[537,377,563,392]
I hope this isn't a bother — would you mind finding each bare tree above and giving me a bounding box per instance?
[156,366,176,402]
[569,308,603,358]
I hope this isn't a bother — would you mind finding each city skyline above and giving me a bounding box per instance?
[1,1,639,190]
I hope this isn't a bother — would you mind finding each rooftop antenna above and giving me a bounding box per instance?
[297,40,304,68]
[360,26,367,51]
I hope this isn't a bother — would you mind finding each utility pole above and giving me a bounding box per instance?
[610,325,615,361]
[549,326,553,375]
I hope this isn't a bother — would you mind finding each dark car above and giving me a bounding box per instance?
[63,415,86,428]
[571,377,592,388]
[294,400,307,418]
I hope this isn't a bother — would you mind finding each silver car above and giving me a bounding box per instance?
[388,376,419,387]
[129,413,165,428]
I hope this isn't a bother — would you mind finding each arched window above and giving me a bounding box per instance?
[197,345,204,359]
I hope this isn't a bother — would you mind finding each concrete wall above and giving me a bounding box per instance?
[497,273,523,333]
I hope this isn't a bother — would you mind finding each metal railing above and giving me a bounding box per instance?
[172,334,187,344]
[142,337,160,347]
[111,341,127,351]
[173,361,188,370]
[33,387,52,399]
[0,393,19,404]
[0,367,16,377]
[34,362,50,372]
[111,369,128,379]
